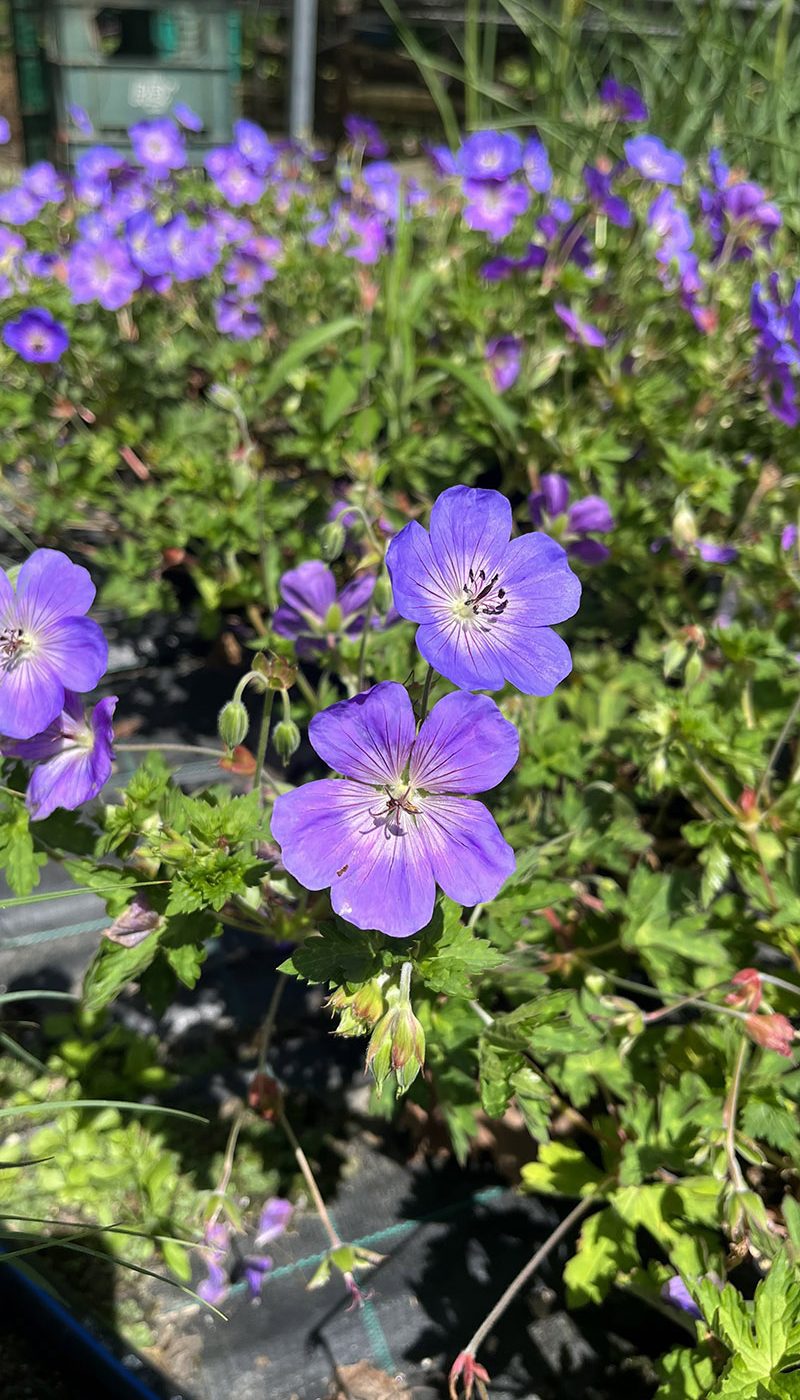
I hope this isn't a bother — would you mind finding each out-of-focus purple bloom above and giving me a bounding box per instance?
[661,1277,702,1320]
[173,101,203,132]
[23,162,65,205]
[75,144,125,194]
[462,179,529,240]
[256,1198,293,1246]
[214,293,262,340]
[697,540,738,565]
[0,116,10,145]
[426,143,458,178]
[750,277,800,425]
[164,213,219,281]
[362,161,401,220]
[624,134,685,185]
[522,136,552,193]
[387,485,580,695]
[0,549,108,740]
[198,1219,230,1306]
[345,210,388,265]
[234,119,275,176]
[271,683,518,937]
[273,562,376,658]
[0,186,42,226]
[457,131,522,181]
[344,115,388,158]
[130,118,185,180]
[781,523,798,553]
[1,691,116,821]
[584,162,632,228]
[529,473,614,564]
[125,210,170,278]
[554,303,606,348]
[3,307,68,363]
[68,104,93,136]
[709,147,730,189]
[598,77,648,122]
[486,335,522,392]
[68,237,141,309]
[481,244,547,281]
[223,245,276,295]
[206,147,266,207]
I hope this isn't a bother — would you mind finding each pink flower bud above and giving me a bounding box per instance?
[744,1012,795,1057]
[449,1350,490,1400]
[726,968,762,1012]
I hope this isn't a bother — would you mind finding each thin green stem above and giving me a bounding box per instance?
[294,667,320,714]
[356,598,376,693]
[208,1110,245,1230]
[418,664,436,726]
[278,1108,341,1251]
[116,742,223,761]
[253,689,275,810]
[692,759,740,819]
[457,1184,608,1367]
[723,1038,749,1195]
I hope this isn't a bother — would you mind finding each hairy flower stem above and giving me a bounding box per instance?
[116,741,225,760]
[723,1038,750,1196]
[253,689,275,810]
[257,973,287,1076]
[418,663,436,725]
[356,597,376,693]
[207,1110,245,1230]
[454,1188,607,1381]
[277,1107,341,1252]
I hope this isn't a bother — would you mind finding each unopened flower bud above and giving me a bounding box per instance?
[320,519,346,562]
[673,500,698,548]
[366,1002,425,1095]
[744,1012,795,1057]
[352,979,385,1027]
[218,699,249,751]
[373,572,394,613]
[727,968,762,1012]
[273,718,301,766]
[247,1071,283,1120]
[208,382,240,413]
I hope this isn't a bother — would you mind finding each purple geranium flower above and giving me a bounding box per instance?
[271,683,518,937]
[68,237,141,309]
[584,162,632,228]
[529,473,614,564]
[233,119,275,176]
[23,162,65,205]
[0,116,10,145]
[486,335,522,392]
[125,210,170,278]
[598,77,648,123]
[0,550,108,740]
[173,101,203,132]
[3,308,69,363]
[256,1198,294,1246]
[522,137,552,194]
[164,214,219,282]
[214,293,262,340]
[457,131,522,181]
[462,179,530,240]
[2,691,116,821]
[0,186,42,226]
[130,118,186,180]
[206,147,266,207]
[624,134,685,186]
[781,523,798,553]
[68,104,93,136]
[273,562,376,658]
[696,540,738,565]
[554,303,606,348]
[386,486,580,694]
[661,1277,702,1320]
[344,115,388,158]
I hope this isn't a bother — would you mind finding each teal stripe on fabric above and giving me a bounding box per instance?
[0,917,108,950]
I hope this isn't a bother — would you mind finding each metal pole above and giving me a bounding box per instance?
[289,0,318,142]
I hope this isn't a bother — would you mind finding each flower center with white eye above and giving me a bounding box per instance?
[451,567,508,627]
[0,625,30,669]
[371,781,422,838]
